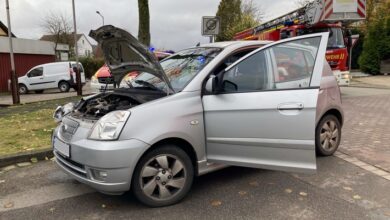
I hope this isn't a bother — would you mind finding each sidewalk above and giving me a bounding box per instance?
[0,82,93,106]
[350,74,390,89]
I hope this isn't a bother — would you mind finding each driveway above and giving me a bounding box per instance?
[339,87,390,172]
[0,87,390,219]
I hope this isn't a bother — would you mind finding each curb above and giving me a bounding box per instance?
[0,148,53,168]
[348,85,390,90]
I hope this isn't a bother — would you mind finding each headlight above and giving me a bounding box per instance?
[53,102,75,123]
[89,111,130,140]
[91,76,98,84]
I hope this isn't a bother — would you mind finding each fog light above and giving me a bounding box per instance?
[91,169,108,181]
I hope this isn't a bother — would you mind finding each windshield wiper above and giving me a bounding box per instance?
[134,80,163,92]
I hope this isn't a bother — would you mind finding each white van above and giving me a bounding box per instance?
[18,62,86,94]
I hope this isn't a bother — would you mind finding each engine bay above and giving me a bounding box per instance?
[70,89,166,120]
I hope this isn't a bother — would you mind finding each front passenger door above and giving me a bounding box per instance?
[202,33,328,173]
[27,67,44,90]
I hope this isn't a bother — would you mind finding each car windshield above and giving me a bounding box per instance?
[120,47,221,92]
[299,27,345,49]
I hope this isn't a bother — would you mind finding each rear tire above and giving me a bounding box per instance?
[34,90,44,94]
[18,84,28,94]
[58,81,70,92]
[132,145,194,207]
[315,115,341,156]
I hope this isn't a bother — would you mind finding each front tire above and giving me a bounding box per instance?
[18,84,28,94]
[132,145,194,207]
[58,81,70,92]
[315,115,341,156]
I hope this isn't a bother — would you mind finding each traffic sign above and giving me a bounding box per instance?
[202,16,220,36]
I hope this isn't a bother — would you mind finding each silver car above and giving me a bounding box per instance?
[52,25,343,207]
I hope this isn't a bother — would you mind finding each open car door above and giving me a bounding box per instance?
[202,33,329,173]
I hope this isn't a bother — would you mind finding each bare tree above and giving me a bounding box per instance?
[226,0,264,39]
[41,12,74,58]
[294,0,314,8]
[241,0,264,23]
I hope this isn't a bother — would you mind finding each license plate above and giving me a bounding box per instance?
[54,138,70,157]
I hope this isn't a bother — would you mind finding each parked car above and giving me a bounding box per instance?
[90,65,140,93]
[18,62,86,94]
[52,26,343,207]
[91,52,172,93]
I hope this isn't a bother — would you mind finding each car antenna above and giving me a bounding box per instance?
[195,42,200,47]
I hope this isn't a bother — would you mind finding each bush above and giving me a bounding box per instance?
[79,57,105,79]
[358,3,390,74]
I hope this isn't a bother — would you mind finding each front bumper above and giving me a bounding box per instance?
[90,81,115,93]
[52,126,149,194]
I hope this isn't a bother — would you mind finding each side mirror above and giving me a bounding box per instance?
[222,80,238,92]
[205,75,218,94]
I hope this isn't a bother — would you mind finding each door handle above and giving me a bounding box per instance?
[277,103,304,110]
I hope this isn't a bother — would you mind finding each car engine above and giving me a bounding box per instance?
[70,88,166,120]
[71,93,140,119]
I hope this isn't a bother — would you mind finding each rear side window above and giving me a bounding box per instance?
[28,67,43,77]
[71,63,84,72]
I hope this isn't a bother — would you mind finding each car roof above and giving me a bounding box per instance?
[199,40,273,49]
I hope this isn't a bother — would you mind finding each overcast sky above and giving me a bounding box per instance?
[0,0,298,50]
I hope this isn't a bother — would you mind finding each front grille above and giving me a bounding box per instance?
[98,77,114,84]
[58,117,79,142]
[54,151,87,178]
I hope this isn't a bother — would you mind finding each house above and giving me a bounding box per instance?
[40,33,94,58]
[0,21,56,92]
[0,20,16,37]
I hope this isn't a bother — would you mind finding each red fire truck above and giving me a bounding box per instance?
[233,0,366,85]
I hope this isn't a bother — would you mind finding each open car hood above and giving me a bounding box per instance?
[89,25,174,93]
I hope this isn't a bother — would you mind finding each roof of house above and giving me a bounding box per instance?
[0,21,16,37]
[40,33,93,46]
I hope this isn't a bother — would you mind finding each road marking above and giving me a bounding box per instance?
[334,151,390,181]
[0,183,95,212]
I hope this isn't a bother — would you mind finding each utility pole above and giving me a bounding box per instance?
[6,0,20,104]
[72,0,82,96]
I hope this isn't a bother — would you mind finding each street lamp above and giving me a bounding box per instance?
[96,11,104,26]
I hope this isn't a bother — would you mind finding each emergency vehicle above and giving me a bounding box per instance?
[233,0,366,85]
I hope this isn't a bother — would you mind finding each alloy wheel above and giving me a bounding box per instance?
[320,119,339,152]
[139,154,186,201]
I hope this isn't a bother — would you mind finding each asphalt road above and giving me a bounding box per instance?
[1,87,390,220]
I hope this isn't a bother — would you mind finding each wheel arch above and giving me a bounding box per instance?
[58,80,69,87]
[318,108,344,127]
[139,137,199,175]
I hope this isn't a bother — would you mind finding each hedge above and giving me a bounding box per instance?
[79,57,105,79]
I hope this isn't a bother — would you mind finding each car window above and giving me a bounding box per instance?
[71,63,84,72]
[269,37,320,89]
[122,47,221,92]
[28,67,43,77]
[222,50,270,92]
